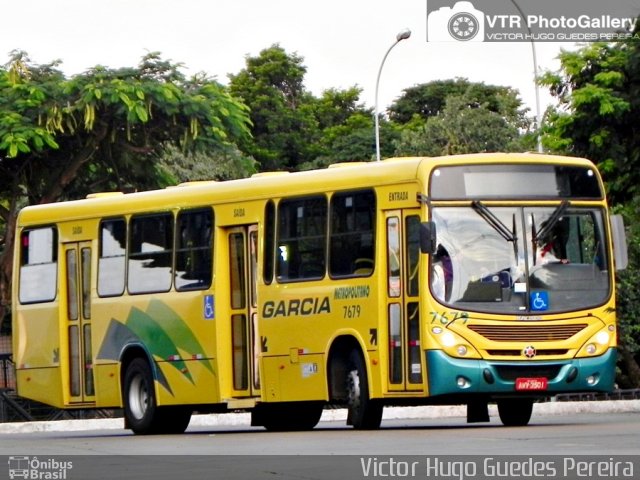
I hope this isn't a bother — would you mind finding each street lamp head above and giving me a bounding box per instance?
[396,28,411,42]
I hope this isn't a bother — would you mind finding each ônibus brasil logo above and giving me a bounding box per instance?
[8,456,73,479]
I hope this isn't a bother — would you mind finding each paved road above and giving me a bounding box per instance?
[1,403,638,480]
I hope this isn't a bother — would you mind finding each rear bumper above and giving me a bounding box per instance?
[427,348,617,397]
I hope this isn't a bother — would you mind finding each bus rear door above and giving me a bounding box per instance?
[63,241,95,404]
[226,225,261,398]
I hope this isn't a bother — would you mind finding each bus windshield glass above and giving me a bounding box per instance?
[430,205,610,314]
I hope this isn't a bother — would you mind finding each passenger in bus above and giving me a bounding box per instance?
[432,245,452,302]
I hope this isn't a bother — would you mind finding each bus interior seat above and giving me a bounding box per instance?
[353,258,374,275]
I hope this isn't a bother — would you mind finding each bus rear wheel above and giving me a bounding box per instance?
[346,351,383,430]
[123,358,158,434]
[123,358,191,434]
[497,398,534,426]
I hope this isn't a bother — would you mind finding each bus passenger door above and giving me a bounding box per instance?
[63,241,95,404]
[384,211,424,393]
[227,225,261,398]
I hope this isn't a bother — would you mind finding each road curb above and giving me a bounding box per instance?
[0,400,638,434]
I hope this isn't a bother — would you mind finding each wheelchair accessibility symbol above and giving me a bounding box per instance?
[530,291,549,311]
[204,295,215,319]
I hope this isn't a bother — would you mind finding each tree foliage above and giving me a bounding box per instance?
[614,198,640,387]
[541,25,640,386]
[0,51,252,325]
[388,78,529,128]
[229,46,385,170]
[393,86,530,157]
[228,45,319,171]
[540,34,640,205]
[159,143,257,182]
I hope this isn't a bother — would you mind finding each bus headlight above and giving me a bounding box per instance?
[441,332,456,347]
[431,328,480,358]
[595,331,610,345]
[580,329,611,357]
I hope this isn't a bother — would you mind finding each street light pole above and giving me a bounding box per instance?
[374,28,411,162]
[509,0,543,153]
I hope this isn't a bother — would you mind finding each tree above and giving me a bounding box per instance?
[614,198,640,388]
[313,87,364,130]
[0,51,252,327]
[159,143,257,182]
[393,92,528,157]
[228,45,319,171]
[539,35,640,205]
[300,112,377,169]
[300,88,383,169]
[388,78,529,127]
[540,24,640,386]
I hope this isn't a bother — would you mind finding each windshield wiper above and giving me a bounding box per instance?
[471,201,518,259]
[533,200,570,245]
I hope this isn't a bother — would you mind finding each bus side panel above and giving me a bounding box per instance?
[258,279,379,403]
[15,369,64,408]
[13,305,65,408]
[154,358,221,406]
[91,296,131,408]
[92,293,220,407]
[260,354,328,402]
[93,363,121,407]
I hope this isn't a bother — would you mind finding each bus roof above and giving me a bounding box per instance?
[17,153,596,226]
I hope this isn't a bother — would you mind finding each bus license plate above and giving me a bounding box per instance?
[515,377,548,391]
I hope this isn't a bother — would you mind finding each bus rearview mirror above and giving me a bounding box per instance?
[610,214,628,271]
[420,221,437,255]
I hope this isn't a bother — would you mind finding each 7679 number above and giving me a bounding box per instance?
[343,305,361,318]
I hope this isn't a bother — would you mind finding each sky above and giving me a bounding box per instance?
[2,0,573,119]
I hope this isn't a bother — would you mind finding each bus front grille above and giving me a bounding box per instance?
[467,324,588,342]
[486,349,569,357]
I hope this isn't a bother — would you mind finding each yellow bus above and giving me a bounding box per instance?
[12,153,627,434]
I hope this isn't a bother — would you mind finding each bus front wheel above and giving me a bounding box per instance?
[497,398,534,426]
[346,351,383,430]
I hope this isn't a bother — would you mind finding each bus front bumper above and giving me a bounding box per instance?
[426,348,617,397]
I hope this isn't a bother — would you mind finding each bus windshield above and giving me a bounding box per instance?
[430,205,610,314]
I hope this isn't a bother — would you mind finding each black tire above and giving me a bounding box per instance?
[123,358,192,435]
[346,351,383,430]
[157,406,192,434]
[255,402,323,431]
[123,358,158,434]
[497,398,534,426]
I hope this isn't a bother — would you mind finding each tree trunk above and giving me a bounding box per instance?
[0,197,18,333]
[40,122,108,204]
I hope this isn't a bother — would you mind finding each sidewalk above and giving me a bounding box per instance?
[1,400,638,434]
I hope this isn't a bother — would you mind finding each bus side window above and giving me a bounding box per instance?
[263,201,275,284]
[277,196,327,281]
[175,208,213,291]
[128,213,173,294]
[98,218,126,297]
[406,215,421,297]
[329,189,376,277]
[19,227,58,304]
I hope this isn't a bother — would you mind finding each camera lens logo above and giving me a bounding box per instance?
[427,1,485,42]
[448,12,480,41]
